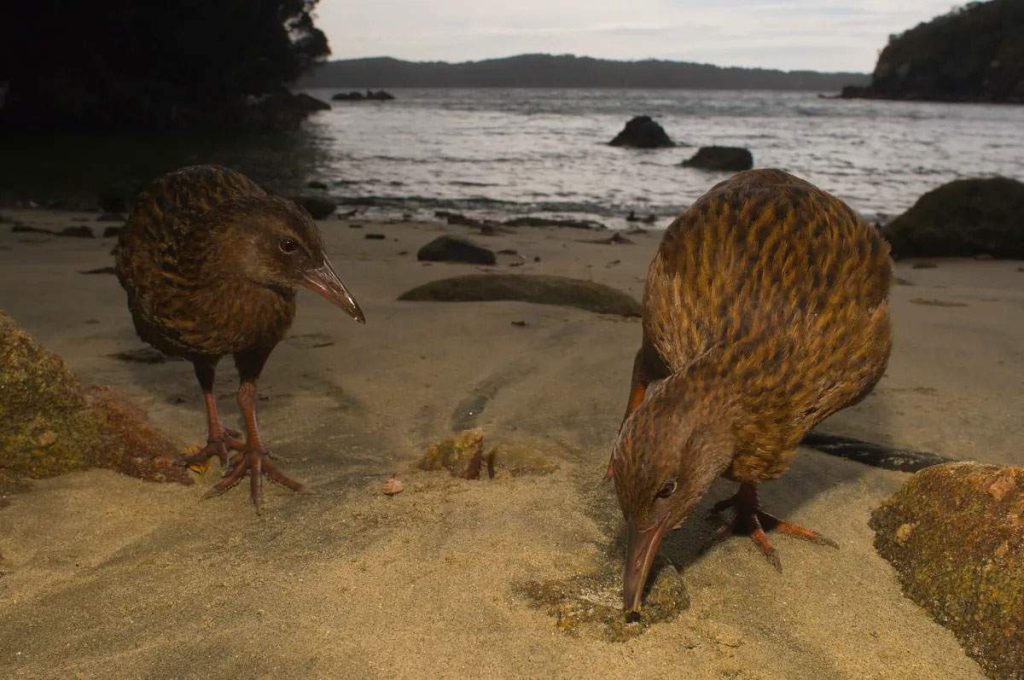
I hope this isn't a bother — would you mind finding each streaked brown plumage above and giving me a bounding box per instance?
[612,169,892,613]
[115,165,365,509]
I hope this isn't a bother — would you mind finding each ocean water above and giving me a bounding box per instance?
[300,88,1024,228]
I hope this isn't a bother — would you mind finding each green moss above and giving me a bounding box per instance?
[0,309,190,490]
[871,463,1024,679]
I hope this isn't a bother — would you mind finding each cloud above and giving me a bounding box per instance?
[315,0,959,71]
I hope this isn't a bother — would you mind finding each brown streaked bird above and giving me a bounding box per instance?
[115,165,365,509]
[612,169,891,615]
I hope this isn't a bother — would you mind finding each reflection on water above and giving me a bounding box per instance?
[4,88,1023,228]
[0,129,328,208]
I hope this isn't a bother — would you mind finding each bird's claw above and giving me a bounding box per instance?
[701,484,838,570]
[177,429,246,470]
[202,446,306,511]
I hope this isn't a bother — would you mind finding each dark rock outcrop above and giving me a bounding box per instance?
[0,309,189,491]
[332,90,394,101]
[417,236,496,265]
[840,0,1024,103]
[398,274,641,317]
[883,177,1024,259]
[292,93,331,112]
[60,225,94,238]
[609,116,674,148]
[503,216,606,230]
[291,195,336,220]
[681,146,753,172]
[871,462,1024,679]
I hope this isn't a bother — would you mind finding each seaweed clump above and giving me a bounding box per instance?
[517,558,689,642]
[870,462,1024,679]
[0,308,190,493]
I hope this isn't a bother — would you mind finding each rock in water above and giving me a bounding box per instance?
[398,274,641,317]
[416,236,497,265]
[883,177,1024,259]
[681,146,754,171]
[609,116,674,148]
[291,195,337,220]
[0,309,189,491]
[870,462,1024,679]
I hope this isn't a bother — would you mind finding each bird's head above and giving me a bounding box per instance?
[212,196,365,323]
[612,372,734,616]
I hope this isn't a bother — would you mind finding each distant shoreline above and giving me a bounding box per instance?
[300,54,868,92]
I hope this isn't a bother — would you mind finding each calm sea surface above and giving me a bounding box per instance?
[301,88,1024,228]
[4,88,1022,228]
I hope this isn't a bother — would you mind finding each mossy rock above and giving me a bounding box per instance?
[517,558,689,642]
[870,462,1024,679]
[398,274,641,317]
[883,178,1024,259]
[0,309,190,492]
[419,429,485,479]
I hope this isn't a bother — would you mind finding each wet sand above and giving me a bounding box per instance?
[1,208,1022,679]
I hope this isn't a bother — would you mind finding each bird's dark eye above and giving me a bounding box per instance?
[279,238,299,254]
[656,479,677,499]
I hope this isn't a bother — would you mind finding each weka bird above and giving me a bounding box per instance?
[612,169,891,614]
[115,165,364,509]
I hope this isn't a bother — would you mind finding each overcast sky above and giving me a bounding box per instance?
[315,0,959,72]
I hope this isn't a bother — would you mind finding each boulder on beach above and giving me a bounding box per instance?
[609,116,674,148]
[0,309,189,491]
[883,177,1024,259]
[870,462,1024,679]
[291,194,336,220]
[681,146,753,171]
[417,236,497,265]
[398,274,641,317]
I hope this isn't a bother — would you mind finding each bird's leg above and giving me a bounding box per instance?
[705,482,838,571]
[204,347,305,510]
[178,359,244,468]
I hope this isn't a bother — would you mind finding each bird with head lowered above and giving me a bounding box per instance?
[611,169,892,615]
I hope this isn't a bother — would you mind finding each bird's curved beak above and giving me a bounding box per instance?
[623,515,669,616]
[302,257,366,323]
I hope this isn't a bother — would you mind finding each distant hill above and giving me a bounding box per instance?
[843,0,1024,103]
[299,54,867,91]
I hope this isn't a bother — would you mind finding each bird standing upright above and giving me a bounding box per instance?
[115,165,365,509]
[612,169,891,614]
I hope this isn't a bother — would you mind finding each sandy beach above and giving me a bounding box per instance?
[1,207,1022,679]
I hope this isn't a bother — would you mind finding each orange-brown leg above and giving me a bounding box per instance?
[178,359,244,468]
[704,482,838,571]
[203,348,305,511]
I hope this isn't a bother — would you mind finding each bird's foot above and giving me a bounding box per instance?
[202,446,306,511]
[704,486,838,572]
[177,428,245,469]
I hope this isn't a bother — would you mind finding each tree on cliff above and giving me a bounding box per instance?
[844,0,1024,103]
[0,1,330,130]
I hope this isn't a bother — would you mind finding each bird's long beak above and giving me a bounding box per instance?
[623,516,669,616]
[302,257,366,323]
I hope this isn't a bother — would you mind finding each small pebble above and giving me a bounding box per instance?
[380,477,404,496]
